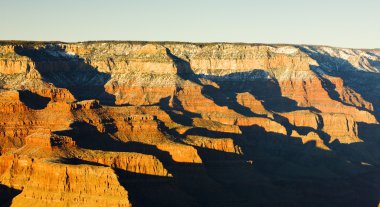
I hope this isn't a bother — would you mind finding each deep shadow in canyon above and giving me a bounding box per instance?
[55,115,380,207]
[111,49,380,207]
[298,46,380,120]
[14,45,116,105]
[0,184,21,207]
[166,48,320,115]
[18,89,50,110]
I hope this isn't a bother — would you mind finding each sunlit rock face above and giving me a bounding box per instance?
[1,41,380,207]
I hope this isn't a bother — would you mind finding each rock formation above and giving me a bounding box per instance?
[0,41,380,207]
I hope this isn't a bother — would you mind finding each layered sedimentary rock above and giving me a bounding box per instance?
[1,41,380,207]
[0,156,131,207]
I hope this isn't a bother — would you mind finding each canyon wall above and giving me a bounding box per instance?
[0,41,380,207]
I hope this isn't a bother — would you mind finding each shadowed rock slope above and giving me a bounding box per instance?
[0,41,380,207]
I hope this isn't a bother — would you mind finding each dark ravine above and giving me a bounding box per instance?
[0,41,380,207]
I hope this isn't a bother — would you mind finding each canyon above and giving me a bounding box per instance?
[0,41,380,207]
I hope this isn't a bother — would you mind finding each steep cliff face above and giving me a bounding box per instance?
[1,41,380,207]
[0,156,131,207]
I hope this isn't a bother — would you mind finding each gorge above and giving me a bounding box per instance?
[0,41,380,207]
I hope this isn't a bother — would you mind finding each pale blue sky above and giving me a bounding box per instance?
[0,0,379,48]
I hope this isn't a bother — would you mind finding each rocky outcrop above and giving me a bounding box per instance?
[0,91,28,113]
[321,113,360,143]
[157,143,202,163]
[281,111,321,129]
[185,135,240,153]
[0,156,130,207]
[290,130,329,150]
[78,150,170,176]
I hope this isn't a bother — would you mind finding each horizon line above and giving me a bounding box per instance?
[0,39,378,50]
